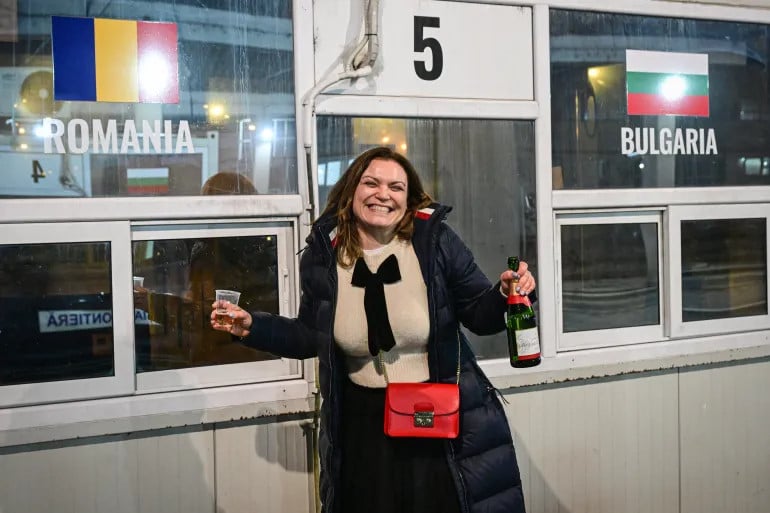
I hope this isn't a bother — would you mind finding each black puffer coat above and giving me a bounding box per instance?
[245,203,526,513]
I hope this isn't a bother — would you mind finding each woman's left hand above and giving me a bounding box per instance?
[500,260,536,297]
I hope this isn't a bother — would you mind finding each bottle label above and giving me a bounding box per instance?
[515,327,540,359]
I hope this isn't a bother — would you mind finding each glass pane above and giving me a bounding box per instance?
[0,242,114,385]
[1,0,296,198]
[551,10,770,189]
[681,218,767,322]
[317,116,537,359]
[561,223,659,332]
[133,235,279,371]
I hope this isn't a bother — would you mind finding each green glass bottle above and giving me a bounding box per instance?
[506,256,541,368]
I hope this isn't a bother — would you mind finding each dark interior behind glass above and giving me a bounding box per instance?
[551,9,770,189]
[561,223,660,332]
[0,242,114,385]
[132,235,280,371]
[681,218,767,321]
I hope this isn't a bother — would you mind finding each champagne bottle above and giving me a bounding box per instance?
[506,256,541,368]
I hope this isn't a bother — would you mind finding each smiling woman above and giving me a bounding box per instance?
[210,146,535,513]
[351,158,409,249]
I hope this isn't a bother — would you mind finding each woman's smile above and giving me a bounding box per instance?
[366,204,393,213]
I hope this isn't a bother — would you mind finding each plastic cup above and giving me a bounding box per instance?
[133,276,145,289]
[215,289,241,327]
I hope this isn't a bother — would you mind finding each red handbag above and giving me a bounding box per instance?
[384,382,460,438]
[380,332,461,439]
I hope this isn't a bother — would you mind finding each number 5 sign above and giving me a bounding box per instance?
[314,0,533,100]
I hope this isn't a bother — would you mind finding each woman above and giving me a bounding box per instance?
[211,146,535,513]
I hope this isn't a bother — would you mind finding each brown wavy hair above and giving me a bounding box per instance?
[201,172,257,195]
[320,146,433,267]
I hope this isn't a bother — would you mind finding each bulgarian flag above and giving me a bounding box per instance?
[626,49,709,117]
[127,167,169,194]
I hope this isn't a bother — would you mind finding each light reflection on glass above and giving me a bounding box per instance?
[660,75,687,101]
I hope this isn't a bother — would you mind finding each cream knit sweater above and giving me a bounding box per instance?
[334,238,430,387]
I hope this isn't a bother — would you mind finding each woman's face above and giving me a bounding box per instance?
[352,158,408,241]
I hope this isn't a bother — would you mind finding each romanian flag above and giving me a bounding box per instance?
[52,16,178,103]
[127,168,169,195]
[626,49,709,117]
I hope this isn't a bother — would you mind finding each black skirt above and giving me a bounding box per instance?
[340,377,462,513]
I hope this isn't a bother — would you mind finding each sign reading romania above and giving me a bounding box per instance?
[626,49,709,117]
[51,16,179,104]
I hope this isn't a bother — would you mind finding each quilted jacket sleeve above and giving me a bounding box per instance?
[437,223,508,336]
[241,249,322,360]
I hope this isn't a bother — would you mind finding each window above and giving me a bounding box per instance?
[317,116,537,359]
[548,10,770,355]
[0,220,300,405]
[0,0,305,415]
[131,222,298,393]
[550,9,770,189]
[669,204,770,338]
[0,222,134,407]
[0,0,297,199]
[0,241,113,385]
[556,212,663,350]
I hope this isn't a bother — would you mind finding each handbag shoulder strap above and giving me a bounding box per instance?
[378,330,461,385]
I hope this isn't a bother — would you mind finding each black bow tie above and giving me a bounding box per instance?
[350,254,401,356]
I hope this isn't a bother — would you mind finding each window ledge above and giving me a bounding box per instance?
[6,332,770,447]
[0,379,315,448]
[484,330,770,390]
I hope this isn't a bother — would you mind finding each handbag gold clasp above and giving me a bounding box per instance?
[413,411,434,428]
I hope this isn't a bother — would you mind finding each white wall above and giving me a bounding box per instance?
[678,360,770,513]
[508,372,680,513]
[215,419,314,513]
[0,418,312,513]
[506,358,770,513]
[1,360,768,513]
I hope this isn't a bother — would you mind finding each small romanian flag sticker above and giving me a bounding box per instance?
[626,49,709,117]
[52,16,179,104]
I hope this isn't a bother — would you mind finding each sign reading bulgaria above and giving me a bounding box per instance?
[626,49,709,117]
[621,127,716,155]
[622,49,717,156]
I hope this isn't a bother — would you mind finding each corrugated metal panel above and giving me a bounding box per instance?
[214,418,313,513]
[679,359,770,513]
[504,371,680,513]
[0,429,215,513]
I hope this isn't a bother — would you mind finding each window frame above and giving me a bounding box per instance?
[484,2,770,387]
[0,218,304,407]
[0,221,135,408]
[668,203,770,339]
[131,220,301,393]
[0,0,317,442]
[555,210,665,350]
[314,111,540,363]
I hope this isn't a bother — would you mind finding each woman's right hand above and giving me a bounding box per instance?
[210,300,253,338]
[499,260,536,296]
